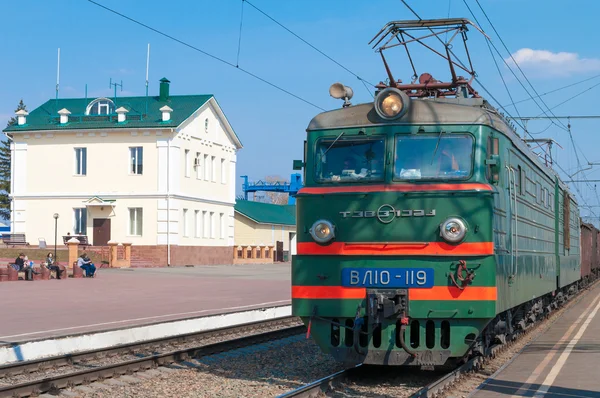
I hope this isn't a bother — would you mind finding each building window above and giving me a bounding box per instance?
[221,158,226,184]
[129,208,143,236]
[183,208,189,237]
[130,147,143,175]
[202,211,208,238]
[205,118,209,133]
[211,156,216,182]
[86,98,115,115]
[210,212,215,238]
[204,154,210,181]
[185,150,190,178]
[196,152,201,179]
[195,210,200,237]
[73,208,87,235]
[220,213,225,239]
[74,148,87,176]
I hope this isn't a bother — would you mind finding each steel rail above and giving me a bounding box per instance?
[276,365,361,398]
[0,317,303,398]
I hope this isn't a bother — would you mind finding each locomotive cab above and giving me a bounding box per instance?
[292,92,500,366]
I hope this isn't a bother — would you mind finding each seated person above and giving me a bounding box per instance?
[332,157,368,181]
[44,252,64,280]
[436,139,470,177]
[11,253,35,281]
[77,253,96,278]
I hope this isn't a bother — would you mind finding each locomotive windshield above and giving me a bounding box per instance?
[394,134,474,180]
[314,136,385,183]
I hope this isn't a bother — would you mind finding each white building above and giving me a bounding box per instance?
[3,78,243,266]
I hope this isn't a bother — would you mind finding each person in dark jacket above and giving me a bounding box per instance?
[45,252,64,280]
[12,253,34,281]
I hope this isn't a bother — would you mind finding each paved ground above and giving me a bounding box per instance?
[471,281,600,397]
[0,263,291,344]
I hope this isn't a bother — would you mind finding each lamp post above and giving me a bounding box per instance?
[53,213,59,261]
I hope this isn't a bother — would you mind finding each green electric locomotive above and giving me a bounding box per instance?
[291,19,582,366]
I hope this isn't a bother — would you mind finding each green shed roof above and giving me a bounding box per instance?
[234,200,296,226]
[3,94,213,132]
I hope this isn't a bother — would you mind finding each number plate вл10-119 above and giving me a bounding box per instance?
[341,268,434,288]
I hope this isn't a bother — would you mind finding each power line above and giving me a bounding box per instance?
[86,0,326,111]
[502,73,600,108]
[397,1,596,217]
[461,0,523,120]
[236,0,245,67]
[243,0,376,94]
[473,0,570,134]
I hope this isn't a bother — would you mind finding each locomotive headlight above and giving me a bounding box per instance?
[310,219,335,244]
[440,217,467,243]
[374,87,410,120]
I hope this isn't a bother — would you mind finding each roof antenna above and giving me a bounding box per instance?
[55,48,60,110]
[145,43,150,118]
[109,78,123,107]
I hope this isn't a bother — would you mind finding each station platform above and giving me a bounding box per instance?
[470,281,600,398]
[0,263,290,345]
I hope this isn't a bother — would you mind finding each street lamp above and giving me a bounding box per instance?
[53,213,59,261]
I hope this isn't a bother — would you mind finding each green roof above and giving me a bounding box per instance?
[3,94,213,132]
[234,200,296,226]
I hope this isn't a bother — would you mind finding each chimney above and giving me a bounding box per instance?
[159,77,170,101]
[160,105,173,122]
[58,108,71,124]
[16,109,28,125]
[116,106,129,122]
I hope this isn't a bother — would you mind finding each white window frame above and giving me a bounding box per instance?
[220,213,225,239]
[73,208,87,235]
[205,118,209,133]
[211,156,216,182]
[204,154,210,181]
[183,208,189,237]
[98,102,110,115]
[185,150,190,178]
[74,147,87,176]
[210,211,215,238]
[195,210,200,238]
[220,158,226,184]
[129,208,143,236]
[196,152,201,179]
[130,147,143,175]
[202,211,208,238]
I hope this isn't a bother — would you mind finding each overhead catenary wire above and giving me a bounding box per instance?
[243,0,376,96]
[398,0,597,218]
[503,73,600,109]
[473,0,571,134]
[461,0,524,121]
[236,0,245,67]
[86,0,326,111]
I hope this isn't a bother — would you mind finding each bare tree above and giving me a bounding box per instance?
[262,175,289,205]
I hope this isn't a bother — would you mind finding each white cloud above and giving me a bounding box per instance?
[505,49,600,77]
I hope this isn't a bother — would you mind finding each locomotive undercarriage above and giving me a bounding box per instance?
[310,273,598,367]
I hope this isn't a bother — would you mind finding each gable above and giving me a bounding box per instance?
[176,97,242,149]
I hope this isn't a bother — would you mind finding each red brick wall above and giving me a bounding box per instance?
[131,245,232,267]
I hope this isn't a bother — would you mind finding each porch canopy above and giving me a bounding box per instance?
[82,196,116,210]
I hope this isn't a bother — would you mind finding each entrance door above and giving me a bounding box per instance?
[276,241,284,262]
[93,219,111,246]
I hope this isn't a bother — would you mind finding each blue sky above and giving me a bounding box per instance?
[2,1,600,219]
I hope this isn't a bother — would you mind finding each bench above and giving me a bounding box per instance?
[2,234,29,247]
[63,235,91,247]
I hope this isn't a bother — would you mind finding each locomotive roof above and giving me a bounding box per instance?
[307,97,574,198]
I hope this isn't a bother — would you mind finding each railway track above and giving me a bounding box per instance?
[0,315,303,398]
[279,279,600,398]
